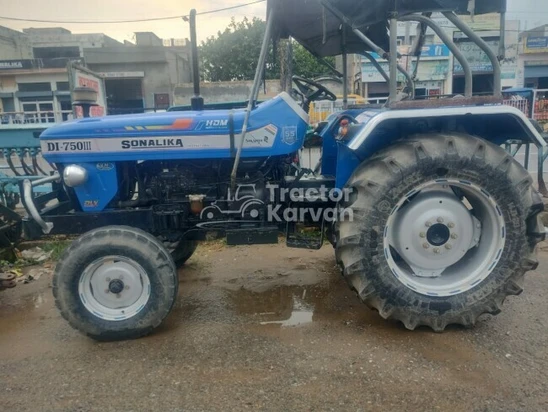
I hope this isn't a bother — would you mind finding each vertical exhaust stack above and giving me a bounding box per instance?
[189,9,204,111]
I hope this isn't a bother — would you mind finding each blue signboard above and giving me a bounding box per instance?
[526,36,548,49]
[420,44,450,57]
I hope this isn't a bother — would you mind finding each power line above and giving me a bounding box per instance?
[0,0,266,24]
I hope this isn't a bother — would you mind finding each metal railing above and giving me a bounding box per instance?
[502,99,529,116]
[0,110,74,126]
[309,97,387,124]
[502,90,548,124]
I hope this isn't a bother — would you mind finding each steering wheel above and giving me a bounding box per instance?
[292,76,337,103]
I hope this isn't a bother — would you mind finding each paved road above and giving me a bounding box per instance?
[1,242,548,411]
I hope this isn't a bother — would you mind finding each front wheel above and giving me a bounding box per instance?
[53,226,178,341]
[336,134,544,331]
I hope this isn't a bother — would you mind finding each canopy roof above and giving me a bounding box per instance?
[269,0,507,57]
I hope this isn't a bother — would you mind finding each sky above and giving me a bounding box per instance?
[0,0,547,44]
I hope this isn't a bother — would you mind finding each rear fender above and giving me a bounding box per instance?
[334,106,546,189]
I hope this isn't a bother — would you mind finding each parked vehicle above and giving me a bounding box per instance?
[21,0,546,340]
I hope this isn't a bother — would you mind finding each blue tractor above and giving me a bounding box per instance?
[23,0,547,340]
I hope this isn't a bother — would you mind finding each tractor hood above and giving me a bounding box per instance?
[40,92,309,163]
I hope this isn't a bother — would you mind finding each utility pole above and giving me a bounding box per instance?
[279,39,293,93]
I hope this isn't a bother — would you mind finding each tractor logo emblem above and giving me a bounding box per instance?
[282,126,298,145]
[204,119,229,129]
[84,200,99,208]
[96,162,114,171]
[200,184,265,220]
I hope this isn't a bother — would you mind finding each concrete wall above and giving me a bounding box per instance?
[86,61,175,108]
[135,32,163,47]
[173,80,282,105]
[86,46,190,108]
[85,47,167,64]
[23,28,122,56]
[0,26,33,60]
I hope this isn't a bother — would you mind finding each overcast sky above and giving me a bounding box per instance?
[0,0,547,44]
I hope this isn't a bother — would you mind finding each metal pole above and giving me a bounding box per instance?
[230,9,275,189]
[189,9,203,110]
[399,14,473,97]
[342,25,348,110]
[498,11,506,61]
[532,90,538,120]
[443,12,502,97]
[389,17,398,102]
[361,52,390,83]
[354,28,414,98]
[397,63,415,99]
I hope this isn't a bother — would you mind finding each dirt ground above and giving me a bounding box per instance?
[1,240,548,412]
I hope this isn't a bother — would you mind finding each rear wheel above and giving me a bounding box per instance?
[53,226,178,341]
[336,134,544,331]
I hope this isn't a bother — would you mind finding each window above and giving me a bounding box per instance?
[33,46,80,59]
[56,82,70,91]
[21,101,55,123]
[18,82,52,92]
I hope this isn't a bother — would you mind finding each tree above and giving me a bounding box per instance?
[200,18,336,82]
[292,42,335,79]
[200,17,279,82]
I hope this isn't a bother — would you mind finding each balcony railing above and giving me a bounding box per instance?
[0,110,74,128]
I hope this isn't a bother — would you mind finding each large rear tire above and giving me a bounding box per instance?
[53,226,178,341]
[336,134,545,331]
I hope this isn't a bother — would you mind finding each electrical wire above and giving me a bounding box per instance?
[0,0,266,24]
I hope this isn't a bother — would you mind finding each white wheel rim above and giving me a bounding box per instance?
[78,255,151,321]
[384,179,505,297]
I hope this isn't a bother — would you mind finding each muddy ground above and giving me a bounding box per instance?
[1,241,548,412]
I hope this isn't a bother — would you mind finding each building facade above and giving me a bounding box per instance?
[359,13,522,99]
[518,25,548,89]
[0,26,190,123]
[85,32,191,112]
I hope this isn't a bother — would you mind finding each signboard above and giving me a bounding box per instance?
[69,64,107,118]
[420,44,450,58]
[362,44,449,83]
[361,62,406,83]
[453,40,499,73]
[99,71,145,78]
[0,60,32,70]
[527,37,548,49]
[524,36,548,54]
[411,60,449,81]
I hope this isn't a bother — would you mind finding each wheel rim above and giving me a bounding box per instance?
[384,179,505,297]
[78,255,151,321]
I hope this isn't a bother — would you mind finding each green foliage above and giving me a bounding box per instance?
[200,17,280,82]
[292,42,335,79]
[40,240,72,261]
[200,18,336,82]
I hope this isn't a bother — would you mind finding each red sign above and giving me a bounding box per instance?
[78,77,99,92]
[74,105,105,118]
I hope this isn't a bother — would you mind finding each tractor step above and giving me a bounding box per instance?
[286,221,324,250]
[226,226,279,246]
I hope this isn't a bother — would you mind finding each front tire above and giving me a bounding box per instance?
[53,226,178,341]
[336,134,544,331]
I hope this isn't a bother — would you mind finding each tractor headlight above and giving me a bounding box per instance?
[63,165,88,187]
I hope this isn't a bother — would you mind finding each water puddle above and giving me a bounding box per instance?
[259,297,314,327]
[229,284,329,328]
